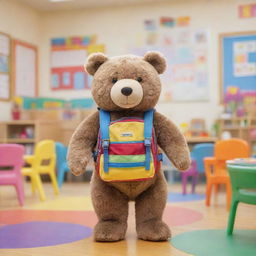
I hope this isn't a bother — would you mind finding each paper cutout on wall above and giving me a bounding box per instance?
[50,35,105,90]
[130,28,209,102]
[239,4,256,18]
[144,19,157,31]
[233,41,256,77]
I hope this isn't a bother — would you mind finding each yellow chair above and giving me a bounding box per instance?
[22,140,59,201]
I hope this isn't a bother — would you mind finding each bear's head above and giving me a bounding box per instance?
[85,52,166,111]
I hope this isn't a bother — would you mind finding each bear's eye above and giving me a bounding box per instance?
[136,77,143,83]
[112,78,118,84]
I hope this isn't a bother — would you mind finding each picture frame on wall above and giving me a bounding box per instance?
[0,31,11,101]
[12,39,38,98]
[219,31,256,104]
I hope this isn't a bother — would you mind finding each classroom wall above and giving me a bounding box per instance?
[1,0,255,128]
[39,0,256,129]
[0,0,41,120]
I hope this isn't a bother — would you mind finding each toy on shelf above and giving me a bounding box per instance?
[11,102,21,120]
[190,119,208,137]
[62,102,75,120]
[0,144,25,206]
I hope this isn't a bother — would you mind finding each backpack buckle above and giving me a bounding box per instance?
[102,139,109,149]
[144,138,151,146]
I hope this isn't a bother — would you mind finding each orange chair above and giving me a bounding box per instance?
[204,138,249,209]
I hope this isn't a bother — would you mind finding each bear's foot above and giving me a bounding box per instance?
[94,220,127,242]
[137,220,171,241]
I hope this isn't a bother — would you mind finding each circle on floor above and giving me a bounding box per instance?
[0,221,92,248]
[0,209,97,228]
[163,205,203,226]
[171,229,256,256]
[168,192,205,202]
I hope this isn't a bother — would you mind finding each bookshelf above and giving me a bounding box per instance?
[217,117,256,155]
[0,120,60,154]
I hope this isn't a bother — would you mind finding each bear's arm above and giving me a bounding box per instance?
[67,111,99,176]
[153,111,191,171]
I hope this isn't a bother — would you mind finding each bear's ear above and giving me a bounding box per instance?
[143,51,166,74]
[85,52,108,76]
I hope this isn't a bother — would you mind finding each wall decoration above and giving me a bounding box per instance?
[176,16,190,27]
[0,32,11,101]
[239,3,256,18]
[219,31,256,107]
[130,27,209,102]
[160,16,190,28]
[12,39,38,98]
[160,17,175,28]
[144,19,157,31]
[16,96,94,111]
[50,35,105,91]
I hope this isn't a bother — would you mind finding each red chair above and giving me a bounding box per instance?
[0,144,25,206]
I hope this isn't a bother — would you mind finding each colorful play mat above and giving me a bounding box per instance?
[0,204,203,248]
[168,192,205,202]
[0,222,92,248]
[171,229,256,256]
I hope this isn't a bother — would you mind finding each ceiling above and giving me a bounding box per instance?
[17,0,168,11]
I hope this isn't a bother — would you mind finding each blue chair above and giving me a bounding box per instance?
[55,142,70,188]
[182,143,214,194]
[191,143,214,173]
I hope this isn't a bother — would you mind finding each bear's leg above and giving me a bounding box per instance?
[135,172,171,241]
[91,174,129,242]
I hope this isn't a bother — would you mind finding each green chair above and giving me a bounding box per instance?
[227,164,256,235]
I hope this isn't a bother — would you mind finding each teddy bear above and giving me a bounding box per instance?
[67,51,191,242]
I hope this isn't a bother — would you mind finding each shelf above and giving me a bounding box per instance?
[6,138,35,143]
[186,137,218,143]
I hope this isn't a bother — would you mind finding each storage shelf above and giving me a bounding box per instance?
[6,138,35,143]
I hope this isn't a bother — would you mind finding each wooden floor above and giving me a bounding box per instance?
[0,181,256,256]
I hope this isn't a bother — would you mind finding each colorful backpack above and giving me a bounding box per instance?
[95,109,162,182]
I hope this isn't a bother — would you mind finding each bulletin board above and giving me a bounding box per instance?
[0,32,11,101]
[12,39,38,97]
[50,35,105,91]
[219,31,256,103]
[130,28,209,102]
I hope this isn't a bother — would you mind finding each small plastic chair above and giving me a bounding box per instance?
[0,144,25,206]
[204,139,250,209]
[55,142,70,187]
[22,140,59,201]
[181,143,214,194]
[227,164,256,235]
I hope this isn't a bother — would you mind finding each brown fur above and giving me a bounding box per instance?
[68,52,190,242]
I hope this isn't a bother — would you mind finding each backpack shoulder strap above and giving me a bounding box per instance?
[144,109,154,139]
[99,109,110,173]
[144,109,154,170]
[99,109,110,141]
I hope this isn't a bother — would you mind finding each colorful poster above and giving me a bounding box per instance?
[239,4,256,18]
[233,41,256,77]
[0,32,11,101]
[130,28,209,102]
[50,35,105,91]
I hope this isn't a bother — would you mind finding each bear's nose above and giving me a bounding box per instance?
[121,87,133,96]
